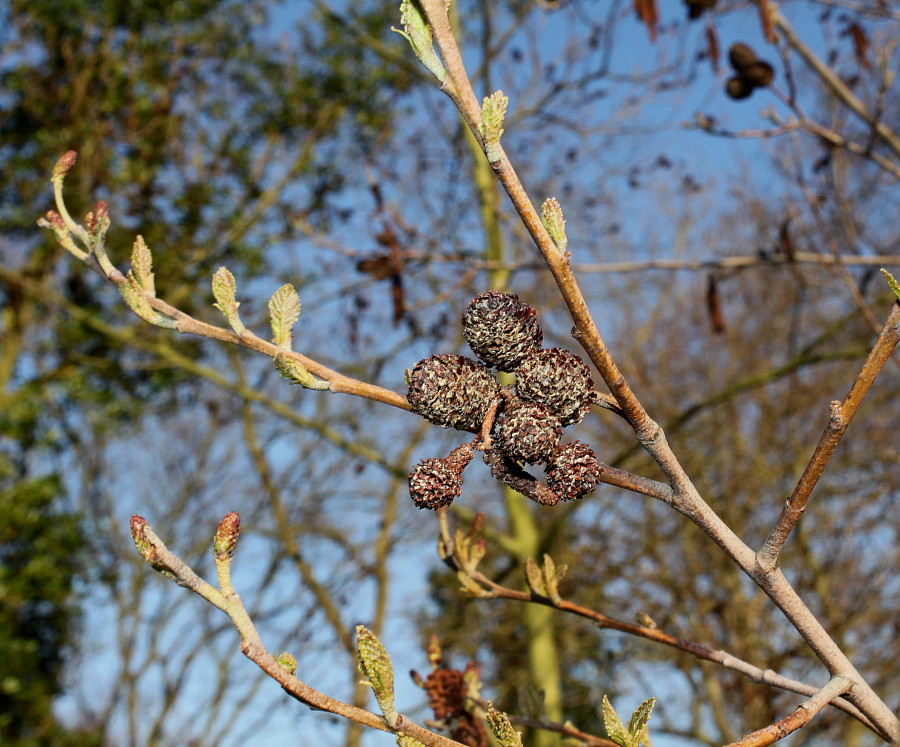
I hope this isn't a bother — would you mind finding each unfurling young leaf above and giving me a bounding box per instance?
[541,198,568,254]
[356,626,399,726]
[542,553,564,605]
[479,90,509,163]
[396,736,426,747]
[602,695,631,747]
[486,702,523,747]
[273,354,330,391]
[131,235,156,296]
[212,267,245,335]
[120,273,176,328]
[524,556,545,596]
[268,283,302,350]
[881,268,900,301]
[627,698,656,741]
[392,0,446,82]
[275,651,298,675]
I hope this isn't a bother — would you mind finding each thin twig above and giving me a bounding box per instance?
[775,11,900,159]
[437,542,875,730]
[757,302,900,571]
[725,675,855,746]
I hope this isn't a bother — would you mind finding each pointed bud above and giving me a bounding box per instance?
[38,210,88,261]
[479,91,509,163]
[212,266,245,335]
[213,512,241,561]
[356,626,398,726]
[275,651,297,675]
[130,515,155,562]
[541,198,568,254]
[131,236,155,296]
[52,151,78,182]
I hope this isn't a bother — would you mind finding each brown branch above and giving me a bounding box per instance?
[725,676,855,746]
[437,546,875,730]
[757,302,900,571]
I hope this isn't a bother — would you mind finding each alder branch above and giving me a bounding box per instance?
[130,516,465,747]
[419,2,899,740]
[725,676,855,747]
[0,264,407,477]
[757,302,900,571]
[435,526,875,731]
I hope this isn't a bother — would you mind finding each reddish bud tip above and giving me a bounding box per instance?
[130,515,154,561]
[96,201,109,218]
[213,512,241,560]
[45,210,66,231]
[53,151,78,180]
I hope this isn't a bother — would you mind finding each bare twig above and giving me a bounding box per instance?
[725,675,855,746]
[774,11,900,159]
[757,302,900,571]
[436,538,875,731]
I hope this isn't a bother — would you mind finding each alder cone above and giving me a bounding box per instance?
[726,76,754,100]
[728,42,757,72]
[743,60,774,87]
[514,347,596,426]
[492,397,562,465]
[462,291,543,372]
[424,668,466,720]
[408,457,464,510]
[406,354,500,430]
[545,441,602,501]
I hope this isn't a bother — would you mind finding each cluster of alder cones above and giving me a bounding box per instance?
[405,291,602,510]
[725,43,775,100]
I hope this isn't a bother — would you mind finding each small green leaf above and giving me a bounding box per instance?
[524,556,545,596]
[479,91,509,163]
[120,273,176,328]
[269,283,302,349]
[275,651,297,675]
[627,698,656,741]
[273,354,330,391]
[881,268,900,301]
[457,571,493,599]
[486,702,523,747]
[212,267,245,335]
[542,554,563,605]
[131,235,156,296]
[395,736,426,747]
[356,626,398,726]
[602,695,631,747]
[541,198,568,254]
[392,0,446,82]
